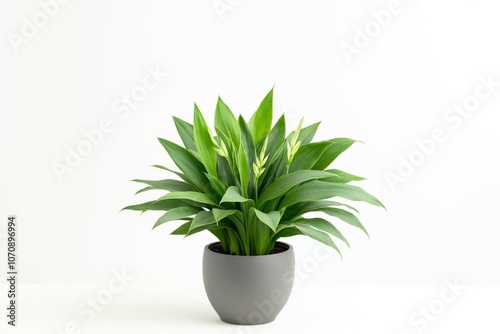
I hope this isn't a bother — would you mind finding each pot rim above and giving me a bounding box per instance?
[205,241,293,257]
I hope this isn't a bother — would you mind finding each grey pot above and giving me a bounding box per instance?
[202,242,295,325]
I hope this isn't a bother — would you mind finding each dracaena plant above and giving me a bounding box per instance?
[123,88,384,256]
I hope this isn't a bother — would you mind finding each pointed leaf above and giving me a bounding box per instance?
[156,191,217,206]
[290,217,350,247]
[312,138,358,170]
[157,138,211,192]
[187,211,216,235]
[318,207,369,237]
[170,221,191,235]
[293,224,342,257]
[214,97,240,148]
[220,186,254,204]
[280,180,385,209]
[251,88,273,144]
[289,141,333,173]
[212,208,238,224]
[153,207,199,229]
[173,116,196,151]
[205,173,227,197]
[258,170,338,204]
[193,104,217,176]
[325,169,366,183]
[286,122,320,146]
[253,209,281,232]
[132,179,196,192]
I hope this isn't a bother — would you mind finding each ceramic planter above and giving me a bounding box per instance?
[202,241,295,325]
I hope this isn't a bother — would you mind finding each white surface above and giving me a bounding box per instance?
[1,283,498,334]
[1,0,500,332]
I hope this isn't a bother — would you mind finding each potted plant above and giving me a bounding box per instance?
[123,88,384,325]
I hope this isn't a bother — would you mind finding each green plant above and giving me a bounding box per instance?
[123,88,384,256]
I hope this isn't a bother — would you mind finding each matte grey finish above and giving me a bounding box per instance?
[202,242,295,325]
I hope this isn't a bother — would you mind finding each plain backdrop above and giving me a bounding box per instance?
[1,0,499,333]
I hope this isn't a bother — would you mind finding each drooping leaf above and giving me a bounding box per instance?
[153,207,199,229]
[324,169,366,183]
[156,191,217,206]
[288,217,350,247]
[121,199,195,212]
[258,170,338,205]
[293,224,342,257]
[318,207,369,237]
[280,180,385,209]
[283,200,359,221]
[131,179,196,192]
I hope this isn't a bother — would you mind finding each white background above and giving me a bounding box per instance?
[1,0,499,333]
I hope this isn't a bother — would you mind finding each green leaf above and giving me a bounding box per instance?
[156,191,217,206]
[324,169,366,183]
[312,138,358,170]
[290,217,350,247]
[151,165,202,189]
[284,201,359,221]
[237,145,250,197]
[193,103,217,176]
[216,154,234,187]
[289,141,333,173]
[258,170,338,205]
[121,199,192,212]
[205,173,227,197]
[280,180,385,209]
[157,138,211,192]
[272,226,303,242]
[293,224,342,257]
[286,121,321,146]
[214,97,240,148]
[238,116,256,196]
[173,116,196,151]
[212,208,237,224]
[170,221,191,235]
[253,209,281,232]
[131,179,195,192]
[187,211,216,235]
[318,207,369,237]
[220,186,254,204]
[265,114,286,164]
[153,207,199,229]
[250,87,273,144]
